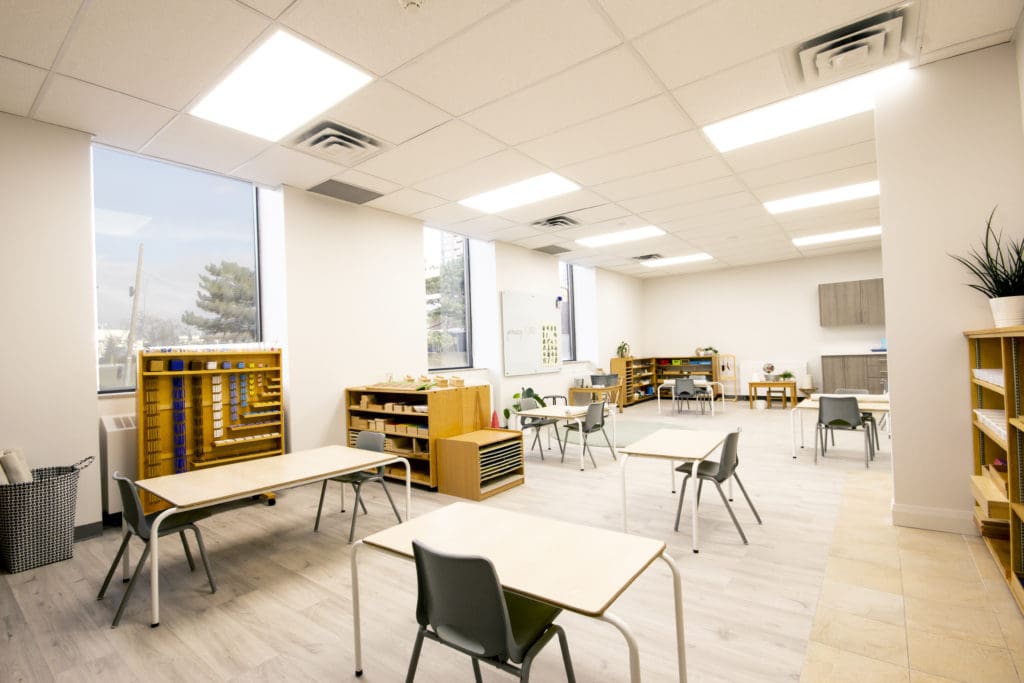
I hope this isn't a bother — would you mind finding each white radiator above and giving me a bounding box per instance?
[99,414,137,517]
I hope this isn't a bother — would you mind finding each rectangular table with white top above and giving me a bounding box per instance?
[135,444,411,626]
[516,403,617,470]
[618,428,730,553]
[790,394,891,459]
[350,502,688,682]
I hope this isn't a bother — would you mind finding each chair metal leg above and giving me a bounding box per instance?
[471,657,483,683]
[378,479,402,522]
[178,530,195,571]
[600,427,615,461]
[732,473,762,524]
[674,474,691,531]
[314,480,328,532]
[348,483,364,544]
[189,525,217,594]
[556,625,576,683]
[712,480,748,545]
[111,543,151,628]
[98,531,133,599]
[582,434,597,468]
[530,428,544,460]
[405,627,426,683]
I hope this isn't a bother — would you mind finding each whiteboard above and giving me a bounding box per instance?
[501,291,561,376]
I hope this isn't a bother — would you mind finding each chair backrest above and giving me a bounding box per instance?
[835,388,869,395]
[674,377,697,396]
[583,401,606,429]
[113,472,150,539]
[412,540,511,659]
[712,430,741,481]
[519,397,539,411]
[818,396,863,427]
[544,394,567,405]
[355,430,385,452]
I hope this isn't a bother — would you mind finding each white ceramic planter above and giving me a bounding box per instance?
[989,295,1024,327]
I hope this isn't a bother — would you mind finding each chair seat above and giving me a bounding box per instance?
[504,591,562,662]
[522,416,559,428]
[674,460,719,478]
[141,507,213,539]
[331,469,382,484]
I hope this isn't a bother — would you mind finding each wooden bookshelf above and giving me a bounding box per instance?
[611,355,721,406]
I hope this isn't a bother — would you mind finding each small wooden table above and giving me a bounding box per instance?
[619,429,730,553]
[748,380,798,408]
[135,445,411,626]
[569,383,625,412]
[351,502,688,682]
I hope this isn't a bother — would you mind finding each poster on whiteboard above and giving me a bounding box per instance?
[501,291,561,376]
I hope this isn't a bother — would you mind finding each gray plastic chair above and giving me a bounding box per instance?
[673,430,762,544]
[97,472,216,628]
[406,541,576,683]
[674,377,710,414]
[836,388,879,449]
[560,401,614,468]
[519,397,562,459]
[314,431,400,542]
[815,396,874,467]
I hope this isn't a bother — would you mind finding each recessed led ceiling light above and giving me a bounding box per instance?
[575,225,665,248]
[703,62,910,152]
[458,173,579,213]
[764,180,880,214]
[190,30,373,141]
[792,225,882,246]
[641,253,713,267]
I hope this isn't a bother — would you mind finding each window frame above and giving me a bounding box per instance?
[560,261,577,362]
[425,228,473,371]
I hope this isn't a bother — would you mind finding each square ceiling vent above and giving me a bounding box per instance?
[290,120,388,166]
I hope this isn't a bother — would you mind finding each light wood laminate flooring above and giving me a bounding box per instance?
[2,401,1021,681]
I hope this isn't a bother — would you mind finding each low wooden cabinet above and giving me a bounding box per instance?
[611,355,721,406]
[822,354,887,394]
[437,429,524,501]
[819,278,885,326]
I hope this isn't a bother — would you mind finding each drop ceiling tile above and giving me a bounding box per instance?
[323,80,450,145]
[487,225,545,242]
[282,0,509,75]
[919,0,1023,54]
[519,95,692,168]
[514,234,575,250]
[594,155,732,202]
[739,141,876,189]
[366,188,445,215]
[753,162,877,203]
[560,214,652,242]
[448,215,517,237]
[723,111,875,172]
[238,0,293,18]
[461,46,661,145]
[794,242,881,259]
[57,0,269,109]
[332,169,402,195]
[412,149,547,201]
[0,0,80,68]
[634,0,895,89]
[919,30,1016,65]
[766,195,880,226]
[642,191,759,226]
[140,114,271,174]
[672,53,791,125]
[354,120,503,186]
[415,203,481,226]
[621,176,747,214]
[561,130,715,187]
[495,189,607,225]
[33,75,176,150]
[595,0,711,39]
[565,204,632,225]
[0,57,46,116]
[389,0,620,115]
[231,145,342,189]
[662,204,772,232]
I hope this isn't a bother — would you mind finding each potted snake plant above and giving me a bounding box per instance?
[950,207,1024,327]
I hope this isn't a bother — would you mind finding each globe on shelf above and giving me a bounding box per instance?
[762,362,775,374]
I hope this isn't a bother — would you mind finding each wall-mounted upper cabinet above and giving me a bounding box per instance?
[819,278,885,326]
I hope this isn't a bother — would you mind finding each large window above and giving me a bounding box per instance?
[559,261,576,361]
[93,147,260,392]
[425,227,471,369]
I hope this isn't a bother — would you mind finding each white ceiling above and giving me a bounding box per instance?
[1,0,1022,277]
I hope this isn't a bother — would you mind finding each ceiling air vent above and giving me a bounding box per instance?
[785,5,919,89]
[292,121,387,166]
[632,254,663,261]
[533,215,579,230]
[534,245,570,255]
[308,179,383,205]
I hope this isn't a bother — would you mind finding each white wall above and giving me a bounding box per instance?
[1017,12,1024,133]
[641,249,884,389]
[0,113,101,528]
[876,44,1024,533]
[596,268,646,365]
[280,188,426,451]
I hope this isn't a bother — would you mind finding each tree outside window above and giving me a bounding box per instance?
[425,228,471,369]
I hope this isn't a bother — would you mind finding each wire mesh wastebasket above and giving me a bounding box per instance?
[0,456,94,573]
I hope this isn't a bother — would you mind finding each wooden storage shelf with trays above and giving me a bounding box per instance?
[345,383,489,488]
[654,355,721,401]
[610,356,657,406]
[137,348,285,514]
[437,428,524,501]
[965,327,1024,613]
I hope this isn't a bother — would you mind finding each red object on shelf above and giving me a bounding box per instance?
[490,410,499,428]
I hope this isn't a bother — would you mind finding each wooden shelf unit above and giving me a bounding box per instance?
[136,348,284,513]
[345,384,489,488]
[437,429,524,501]
[611,355,721,406]
[965,327,1024,614]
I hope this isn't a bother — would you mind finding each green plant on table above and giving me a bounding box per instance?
[780,370,795,380]
[616,341,631,358]
[949,207,1024,298]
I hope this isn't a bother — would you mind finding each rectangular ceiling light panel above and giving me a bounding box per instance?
[792,225,881,246]
[191,30,373,141]
[459,173,580,214]
[575,225,665,248]
[703,63,909,152]
[764,180,880,214]
[641,253,713,267]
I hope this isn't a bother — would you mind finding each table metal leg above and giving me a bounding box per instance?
[790,407,798,459]
[598,612,641,683]
[351,540,364,676]
[396,457,411,521]
[620,454,630,531]
[690,467,700,553]
[670,461,676,493]
[659,552,688,682]
[148,507,177,627]
[577,418,585,471]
